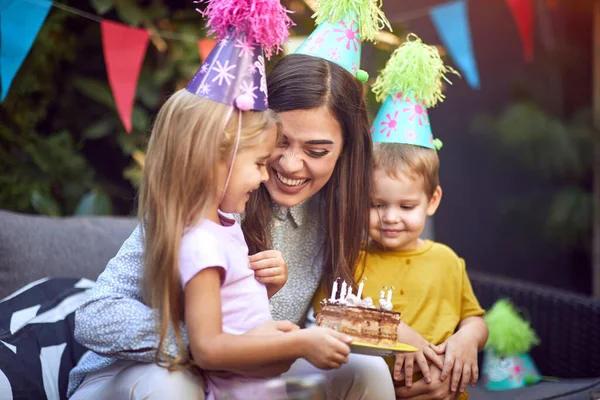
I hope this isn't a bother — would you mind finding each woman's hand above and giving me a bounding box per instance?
[249,250,288,298]
[395,358,459,400]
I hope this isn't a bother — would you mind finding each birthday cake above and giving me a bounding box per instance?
[316,281,401,346]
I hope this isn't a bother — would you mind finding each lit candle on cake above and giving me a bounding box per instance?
[329,278,339,301]
[340,280,347,301]
[347,286,352,298]
[357,278,366,299]
[386,286,394,303]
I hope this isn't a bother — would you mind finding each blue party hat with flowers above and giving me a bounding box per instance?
[187,0,293,111]
[371,34,459,148]
[295,0,391,82]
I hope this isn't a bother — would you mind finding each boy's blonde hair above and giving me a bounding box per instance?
[373,142,440,198]
[138,89,278,370]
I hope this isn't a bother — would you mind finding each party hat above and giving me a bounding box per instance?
[482,299,541,390]
[295,0,391,82]
[371,34,459,149]
[186,0,293,111]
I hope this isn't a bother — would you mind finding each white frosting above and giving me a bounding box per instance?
[360,297,375,309]
[344,294,361,306]
[378,299,393,311]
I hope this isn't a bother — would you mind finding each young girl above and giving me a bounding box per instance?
[139,89,352,400]
[135,3,353,397]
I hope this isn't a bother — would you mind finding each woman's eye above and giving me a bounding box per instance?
[370,203,384,209]
[401,205,416,210]
[307,150,329,157]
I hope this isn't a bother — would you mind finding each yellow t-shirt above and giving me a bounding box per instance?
[312,240,484,399]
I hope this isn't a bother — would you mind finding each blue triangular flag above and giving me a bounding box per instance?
[0,0,52,101]
[430,0,480,89]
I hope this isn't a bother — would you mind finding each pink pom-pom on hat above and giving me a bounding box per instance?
[198,0,294,59]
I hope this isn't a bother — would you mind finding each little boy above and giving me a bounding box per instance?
[360,142,488,399]
[314,35,488,399]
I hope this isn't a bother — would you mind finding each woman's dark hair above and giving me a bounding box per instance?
[242,53,373,293]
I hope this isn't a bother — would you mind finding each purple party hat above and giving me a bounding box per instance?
[187,0,293,111]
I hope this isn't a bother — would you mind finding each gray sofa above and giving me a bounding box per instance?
[1,209,599,399]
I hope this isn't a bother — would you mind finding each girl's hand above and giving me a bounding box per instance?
[298,327,352,370]
[430,330,480,394]
[249,250,288,298]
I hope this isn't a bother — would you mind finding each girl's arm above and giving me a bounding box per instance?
[185,267,352,371]
[75,225,180,361]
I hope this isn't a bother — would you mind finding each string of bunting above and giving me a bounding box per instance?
[1,0,557,132]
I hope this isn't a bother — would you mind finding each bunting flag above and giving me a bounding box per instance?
[0,0,52,102]
[430,0,480,89]
[505,0,534,62]
[197,38,216,61]
[101,20,149,133]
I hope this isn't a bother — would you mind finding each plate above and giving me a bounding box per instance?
[350,341,418,357]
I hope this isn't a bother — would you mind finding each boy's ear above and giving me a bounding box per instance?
[426,186,443,216]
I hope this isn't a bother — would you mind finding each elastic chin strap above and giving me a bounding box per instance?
[219,107,242,206]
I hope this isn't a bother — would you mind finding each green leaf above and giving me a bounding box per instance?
[132,106,150,132]
[72,77,115,109]
[84,119,115,140]
[74,190,113,215]
[31,190,61,216]
[123,164,142,187]
[116,0,145,26]
[91,0,114,15]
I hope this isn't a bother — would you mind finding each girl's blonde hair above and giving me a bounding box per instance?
[138,89,277,370]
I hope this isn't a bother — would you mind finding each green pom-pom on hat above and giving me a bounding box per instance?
[484,299,540,357]
[313,0,392,42]
[372,33,460,108]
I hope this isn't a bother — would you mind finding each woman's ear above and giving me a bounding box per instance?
[426,186,443,216]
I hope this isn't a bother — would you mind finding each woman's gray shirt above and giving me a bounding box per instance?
[67,197,324,396]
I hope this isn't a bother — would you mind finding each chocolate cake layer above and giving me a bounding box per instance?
[316,302,401,346]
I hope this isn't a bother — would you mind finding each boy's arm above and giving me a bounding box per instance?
[456,315,488,350]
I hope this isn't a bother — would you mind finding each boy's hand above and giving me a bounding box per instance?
[249,250,288,297]
[395,322,444,387]
[430,330,480,393]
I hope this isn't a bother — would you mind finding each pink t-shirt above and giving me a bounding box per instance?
[179,212,285,399]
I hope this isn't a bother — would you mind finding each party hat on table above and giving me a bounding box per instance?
[371,34,459,149]
[482,299,541,391]
[187,0,293,110]
[295,0,391,82]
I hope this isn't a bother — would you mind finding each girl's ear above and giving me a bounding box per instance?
[426,186,442,216]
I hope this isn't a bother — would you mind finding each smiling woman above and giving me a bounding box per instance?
[243,54,373,293]
[266,106,343,207]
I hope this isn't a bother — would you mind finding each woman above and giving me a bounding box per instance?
[68,54,395,400]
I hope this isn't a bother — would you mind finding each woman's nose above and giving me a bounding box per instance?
[278,150,303,174]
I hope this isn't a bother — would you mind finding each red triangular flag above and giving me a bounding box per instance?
[101,20,150,133]
[505,0,534,62]
[197,39,217,61]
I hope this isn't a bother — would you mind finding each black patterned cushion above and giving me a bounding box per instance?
[0,277,93,400]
